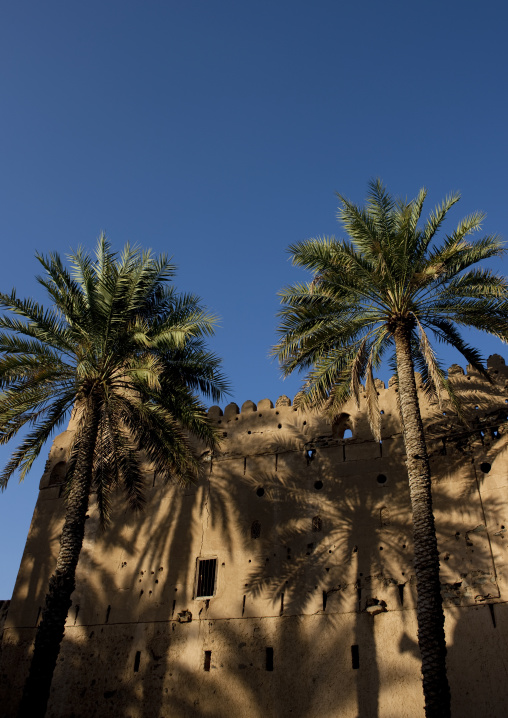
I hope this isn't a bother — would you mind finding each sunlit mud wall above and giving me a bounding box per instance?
[2,355,508,717]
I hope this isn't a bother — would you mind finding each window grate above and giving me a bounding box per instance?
[196,558,217,598]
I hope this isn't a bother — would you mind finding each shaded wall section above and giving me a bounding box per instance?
[2,355,508,717]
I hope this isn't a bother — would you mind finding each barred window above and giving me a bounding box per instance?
[195,558,217,598]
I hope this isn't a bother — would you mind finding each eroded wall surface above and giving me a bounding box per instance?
[2,356,508,717]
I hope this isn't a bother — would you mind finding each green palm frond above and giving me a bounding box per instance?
[275,179,508,439]
[0,235,228,528]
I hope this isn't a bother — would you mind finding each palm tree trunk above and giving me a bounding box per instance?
[18,403,100,718]
[394,324,451,718]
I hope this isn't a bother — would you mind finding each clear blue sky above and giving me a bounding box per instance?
[1,1,507,598]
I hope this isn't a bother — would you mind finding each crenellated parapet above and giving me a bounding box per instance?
[206,355,508,460]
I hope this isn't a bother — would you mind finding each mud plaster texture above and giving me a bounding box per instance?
[2,355,508,717]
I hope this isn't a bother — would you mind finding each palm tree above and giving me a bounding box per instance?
[0,236,228,718]
[273,180,508,718]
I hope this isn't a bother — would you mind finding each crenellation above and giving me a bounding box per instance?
[3,355,508,716]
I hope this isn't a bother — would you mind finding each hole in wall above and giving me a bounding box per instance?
[380,410,384,415]
[377,474,387,484]
[343,429,353,439]
[204,650,211,671]
[489,603,497,628]
[105,605,111,623]
[242,595,246,616]
[278,424,282,429]
[351,645,360,670]
[314,480,323,490]
[256,487,265,497]
[134,651,141,673]
[266,647,274,671]
[480,462,491,474]
[398,584,404,606]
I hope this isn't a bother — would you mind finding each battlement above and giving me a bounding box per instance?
[3,355,508,717]
[207,354,508,422]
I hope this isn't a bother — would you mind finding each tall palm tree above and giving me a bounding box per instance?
[0,236,228,718]
[273,180,508,718]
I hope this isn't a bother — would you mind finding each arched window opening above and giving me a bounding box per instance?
[332,413,353,440]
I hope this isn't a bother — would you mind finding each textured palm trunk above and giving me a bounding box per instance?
[18,403,100,718]
[394,324,451,718]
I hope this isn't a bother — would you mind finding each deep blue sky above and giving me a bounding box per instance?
[1,1,507,597]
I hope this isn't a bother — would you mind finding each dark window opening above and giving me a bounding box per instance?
[134,651,141,673]
[196,558,217,598]
[480,462,491,474]
[398,584,405,606]
[351,644,359,669]
[489,603,496,628]
[256,487,265,497]
[377,474,387,484]
[204,650,211,671]
[266,647,274,671]
[314,480,323,490]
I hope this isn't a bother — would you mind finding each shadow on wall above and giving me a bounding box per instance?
[3,368,508,717]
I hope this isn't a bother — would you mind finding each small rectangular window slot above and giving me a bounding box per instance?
[322,591,327,611]
[134,650,141,673]
[171,599,176,618]
[204,650,211,671]
[280,593,284,616]
[398,584,405,606]
[35,607,42,627]
[105,605,111,623]
[489,603,496,628]
[275,453,278,472]
[195,558,217,598]
[74,605,80,625]
[242,595,246,617]
[243,457,247,475]
[351,644,359,669]
[266,647,274,671]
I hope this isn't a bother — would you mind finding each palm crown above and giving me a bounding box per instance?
[275,180,508,437]
[0,236,228,521]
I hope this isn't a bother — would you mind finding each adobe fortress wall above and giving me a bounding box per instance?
[2,356,508,717]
